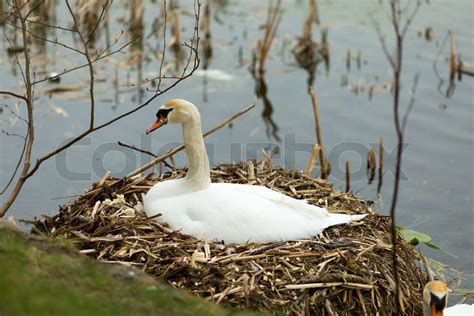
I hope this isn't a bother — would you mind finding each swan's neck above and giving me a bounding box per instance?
[181,116,211,190]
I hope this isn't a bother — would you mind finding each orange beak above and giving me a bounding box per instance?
[146,115,167,134]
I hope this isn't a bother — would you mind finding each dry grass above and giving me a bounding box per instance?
[33,159,426,315]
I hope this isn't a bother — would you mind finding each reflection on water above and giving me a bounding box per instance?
[292,0,329,90]
[251,69,281,142]
[201,0,213,102]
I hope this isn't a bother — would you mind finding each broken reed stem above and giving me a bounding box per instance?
[345,160,350,193]
[309,86,327,179]
[448,30,457,81]
[377,137,384,194]
[126,103,256,178]
[305,144,321,177]
[419,250,434,282]
[285,282,373,290]
[367,146,376,184]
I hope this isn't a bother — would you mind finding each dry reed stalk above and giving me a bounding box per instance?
[448,30,457,81]
[305,144,321,177]
[377,137,384,194]
[367,146,376,184]
[345,160,350,193]
[309,87,327,178]
[459,62,474,76]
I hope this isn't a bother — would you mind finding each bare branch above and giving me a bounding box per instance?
[65,0,95,129]
[370,15,395,69]
[401,0,422,38]
[401,73,420,133]
[0,128,28,195]
[0,0,35,217]
[0,90,28,102]
[117,141,174,169]
[85,0,110,45]
[3,19,86,55]
[0,104,28,123]
[32,35,135,85]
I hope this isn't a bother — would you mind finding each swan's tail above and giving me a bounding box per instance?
[327,213,367,227]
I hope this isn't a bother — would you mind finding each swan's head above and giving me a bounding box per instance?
[146,99,199,134]
[423,281,448,316]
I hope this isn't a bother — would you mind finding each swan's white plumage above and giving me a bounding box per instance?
[444,304,474,315]
[144,181,365,243]
[143,99,366,244]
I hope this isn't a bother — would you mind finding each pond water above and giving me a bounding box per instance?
[0,0,472,292]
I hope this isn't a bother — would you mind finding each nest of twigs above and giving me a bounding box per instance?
[34,159,426,315]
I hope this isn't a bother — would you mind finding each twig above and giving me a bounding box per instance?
[401,73,420,133]
[117,141,174,169]
[126,103,256,178]
[65,0,95,129]
[0,90,28,102]
[419,250,433,282]
[285,282,373,290]
[309,86,326,179]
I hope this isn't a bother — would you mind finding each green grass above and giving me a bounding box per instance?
[0,223,259,316]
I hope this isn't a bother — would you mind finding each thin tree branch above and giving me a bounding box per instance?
[0,129,28,195]
[0,90,28,102]
[65,0,95,129]
[32,35,134,85]
[0,0,35,217]
[117,141,174,169]
[401,73,420,133]
[85,0,110,45]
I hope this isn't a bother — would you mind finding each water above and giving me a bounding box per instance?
[0,0,472,291]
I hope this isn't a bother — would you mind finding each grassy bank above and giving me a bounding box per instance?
[0,222,256,316]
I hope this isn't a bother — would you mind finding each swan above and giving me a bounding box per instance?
[143,99,366,244]
[423,280,474,316]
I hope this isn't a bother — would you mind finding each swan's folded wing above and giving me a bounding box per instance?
[221,183,331,218]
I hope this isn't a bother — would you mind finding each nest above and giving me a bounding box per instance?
[34,160,426,315]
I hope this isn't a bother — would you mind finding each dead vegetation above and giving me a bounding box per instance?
[33,159,427,315]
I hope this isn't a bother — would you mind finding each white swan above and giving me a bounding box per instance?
[423,280,474,316]
[143,99,365,244]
